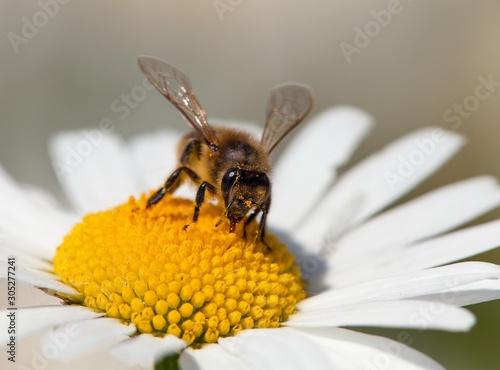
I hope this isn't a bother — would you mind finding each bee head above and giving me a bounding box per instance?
[221,168,270,223]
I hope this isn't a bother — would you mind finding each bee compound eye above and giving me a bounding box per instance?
[221,168,238,195]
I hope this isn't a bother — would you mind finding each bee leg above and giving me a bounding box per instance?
[192,182,216,222]
[229,221,237,233]
[180,140,201,165]
[147,188,167,207]
[257,200,271,250]
[147,166,200,207]
[215,196,235,228]
[242,210,259,239]
[215,211,227,228]
[258,212,271,251]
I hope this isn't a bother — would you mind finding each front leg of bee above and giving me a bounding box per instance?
[147,166,201,207]
[193,181,217,222]
[243,210,259,239]
[243,199,271,249]
[257,198,271,248]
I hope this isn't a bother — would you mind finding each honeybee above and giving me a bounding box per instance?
[138,56,313,245]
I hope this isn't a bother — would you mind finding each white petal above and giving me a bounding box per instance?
[0,244,52,270]
[41,318,136,359]
[294,327,445,370]
[0,231,54,261]
[49,131,141,214]
[129,129,197,200]
[332,176,500,267]
[300,262,500,310]
[418,278,500,307]
[22,183,79,227]
[0,261,80,296]
[331,220,500,287]
[128,130,179,191]
[218,328,333,370]
[0,306,102,346]
[270,107,373,233]
[286,299,475,332]
[0,233,56,261]
[0,165,76,254]
[180,345,256,370]
[110,333,186,367]
[295,127,465,248]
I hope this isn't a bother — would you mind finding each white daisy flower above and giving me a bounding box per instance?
[1,107,500,370]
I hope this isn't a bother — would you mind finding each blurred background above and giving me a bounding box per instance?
[1,1,499,369]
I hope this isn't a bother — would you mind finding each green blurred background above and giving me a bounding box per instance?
[1,1,499,369]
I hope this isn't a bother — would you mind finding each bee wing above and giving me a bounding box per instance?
[138,56,218,149]
[261,84,313,153]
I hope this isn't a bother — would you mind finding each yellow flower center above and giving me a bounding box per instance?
[53,195,306,346]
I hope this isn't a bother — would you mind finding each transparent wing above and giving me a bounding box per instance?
[138,56,218,149]
[261,84,313,153]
